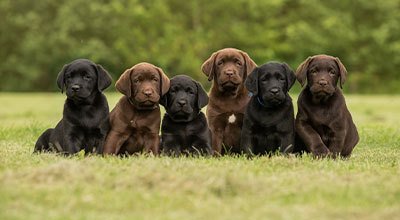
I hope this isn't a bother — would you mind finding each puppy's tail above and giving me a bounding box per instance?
[33,129,54,153]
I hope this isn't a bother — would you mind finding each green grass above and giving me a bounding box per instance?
[0,92,399,220]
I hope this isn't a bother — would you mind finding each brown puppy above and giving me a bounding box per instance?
[202,48,257,155]
[103,62,170,155]
[295,54,359,158]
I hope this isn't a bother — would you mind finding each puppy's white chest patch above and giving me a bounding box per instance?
[228,114,236,123]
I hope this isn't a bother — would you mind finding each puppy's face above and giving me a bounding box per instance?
[116,63,170,110]
[201,48,257,95]
[296,55,347,100]
[214,51,246,93]
[246,62,295,107]
[57,59,112,101]
[160,75,208,122]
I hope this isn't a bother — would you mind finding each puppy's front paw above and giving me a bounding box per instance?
[313,145,330,158]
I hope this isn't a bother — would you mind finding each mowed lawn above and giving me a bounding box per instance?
[0,92,399,220]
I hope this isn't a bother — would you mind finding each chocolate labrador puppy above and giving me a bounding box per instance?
[241,62,296,155]
[34,59,112,155]
[295,54,359,158]
[202,48,257,155]
[160,75,211,156]
[103,62,170,155]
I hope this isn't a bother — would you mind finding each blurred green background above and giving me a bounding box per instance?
[1,0,399,93]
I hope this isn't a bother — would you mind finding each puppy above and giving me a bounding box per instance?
[160,75,211,156]
[34,59,112,155]
[201,48,257,155]
[295,54,359,158]
[241,62,296,155]
[103,62,170,155]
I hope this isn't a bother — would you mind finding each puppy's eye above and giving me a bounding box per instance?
[311,70,318,75]
[329,70,336,76]
[84,75,91,80]
[65,75,71,79]
[186,88,195,94]
[217,60,224,66]
[152,77,158,82]
[236,61,242,66]
[133,79,140,83]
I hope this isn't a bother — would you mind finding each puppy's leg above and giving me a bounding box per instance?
[240,118,254,156]
[34,129,54,153]
[279,132,295,154]
[63,136,83,155]
[293,133,309,154]
[328,130,346,158]
[95,139,104,155]
[95,119,111,155]
[84,137,105,155]
[203,137,212,156]
[103,130,130,155]
[211,129,224,156]
[93,127,110,155]
[161,134,181,156]
[144,133,160,155]
[240,133,253,155]
[296,121,330,157]
[191,137,212,156]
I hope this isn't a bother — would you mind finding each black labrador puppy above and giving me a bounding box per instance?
[241,62,296,155]
[160,75,211,156]
[34,59,112,155]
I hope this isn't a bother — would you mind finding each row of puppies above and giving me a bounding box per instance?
[33,60,209,156]
[34,48,359,158]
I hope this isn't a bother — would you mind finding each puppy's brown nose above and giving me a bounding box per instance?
[318,80,328,86]
[143,89,153,97]
[225,70,234,77]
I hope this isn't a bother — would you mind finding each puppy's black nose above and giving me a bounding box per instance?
[71,85,80,92]
[270,88,279,95]
[319,80,328,86]
[178,100,186,106]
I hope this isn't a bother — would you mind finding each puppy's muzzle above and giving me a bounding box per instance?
[174,99,192,113]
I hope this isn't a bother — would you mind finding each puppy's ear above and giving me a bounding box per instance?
[195,81,209,109]
[282,63,296,91]
[334,57,347,88]
[56,64,69,93]
[95,64,112,91]
[296,56,313,87]
[240,51,257,77]
[159,94,168,107]
[115,68,133,97]
[201,52,217,81]
[156,67,170,96]
[245,67,259,96]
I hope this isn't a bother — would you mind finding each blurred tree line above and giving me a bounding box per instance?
[0,0,399,93]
